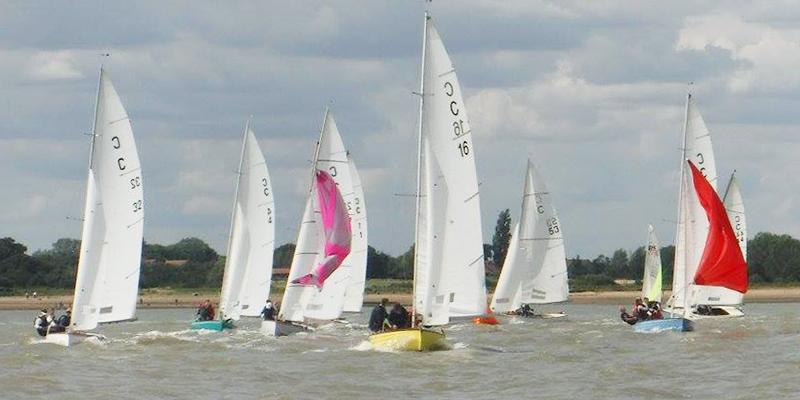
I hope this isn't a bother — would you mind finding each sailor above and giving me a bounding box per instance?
[649,302,663,320]
[388,303,410,329]
[196,299,215,321]
[619,306,638,325]
[260,299,276,321]
[33,309,50,337]
[368,298,389,333]
[56,307,71,328]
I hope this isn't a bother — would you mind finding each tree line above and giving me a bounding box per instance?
[0,216,798,292]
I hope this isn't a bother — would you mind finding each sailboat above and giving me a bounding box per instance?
[191,121,275,331]
[368,12,487,351]
[490,160,569,319]
[44,69,144,346]
[631,225,691,333]
[270,111,362,335]
[641,225,663,303]
[665,94,746,319]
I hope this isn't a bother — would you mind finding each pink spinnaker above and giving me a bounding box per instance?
[291,169,352,288]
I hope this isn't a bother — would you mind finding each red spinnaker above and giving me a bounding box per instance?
[688,161,748,293]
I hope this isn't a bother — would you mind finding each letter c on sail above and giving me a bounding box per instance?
[117,157,126,170]
[111,136,121,149]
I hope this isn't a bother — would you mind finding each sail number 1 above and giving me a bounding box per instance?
[444,81,471,158]
[111,135,143,213]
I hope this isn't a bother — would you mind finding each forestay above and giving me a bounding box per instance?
[219,123,275,320]
[642,225,662,303]
[71,70,144,331]
[418,15,486,320]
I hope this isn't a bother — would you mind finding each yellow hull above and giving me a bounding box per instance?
[368,328,448,352]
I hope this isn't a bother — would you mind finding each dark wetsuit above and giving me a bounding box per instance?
[56,314,70,328]
[620,311,638,325]
[368,305,387,333]
[388,306,409,329]
[260,304,276,321]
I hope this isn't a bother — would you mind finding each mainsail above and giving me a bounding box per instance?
[414,14,487,325]
[341,156,368,312]
[219,122,275,320]
[490,161,568,313]
[688,161,748,293]
[71,69,144,331]
[723,172,747,260]
[642,225,663,303]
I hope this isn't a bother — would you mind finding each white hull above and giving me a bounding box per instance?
[261,320,312,337]
[663,305,744,320]
[42,332,104,347]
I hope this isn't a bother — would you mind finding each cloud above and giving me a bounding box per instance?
[26,51,84,81]
[677,14,800,93]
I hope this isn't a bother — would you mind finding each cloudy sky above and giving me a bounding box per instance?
[1,1,798,258]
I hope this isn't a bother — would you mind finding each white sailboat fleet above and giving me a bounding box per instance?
[191,120,276,331]
[44,69,145,347]
[271,110,368,336]
[665,94,748,320]
[490,161,569,319]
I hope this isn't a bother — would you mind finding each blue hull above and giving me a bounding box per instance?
[633,318,693,333]
[191,320,235,331]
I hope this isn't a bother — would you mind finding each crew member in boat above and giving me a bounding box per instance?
[388,303,410,329]
[368,298,389,333]
[619,306,638,325]
[33,309,51,337]
[260,299,276,321]
[55,307,71,328]
[196,299,216,321]
[514,304,535,317]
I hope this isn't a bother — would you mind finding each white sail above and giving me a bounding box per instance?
[280,111,362,321]
[516,162,568,305]
[341,156,368,312]
[278,196,320,322]
[723,172,747,260]
[419,15,486,319]
[672,94,742,309]
[71,69,144,331]
[490,223,522,313]
[414,137,449,326]
[219,124,275,320]
[642,225,662,303]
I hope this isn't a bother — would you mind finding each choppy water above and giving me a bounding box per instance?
[1,303,799,399]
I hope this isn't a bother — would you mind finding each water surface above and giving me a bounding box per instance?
[1,303,798,399]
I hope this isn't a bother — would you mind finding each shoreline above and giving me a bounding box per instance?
[3,287,800,310]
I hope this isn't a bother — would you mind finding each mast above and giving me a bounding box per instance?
[675,91,690,318]
[411,11,429,329]
[219,118,250,320]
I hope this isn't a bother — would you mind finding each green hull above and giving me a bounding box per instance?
[191,320,235,331]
